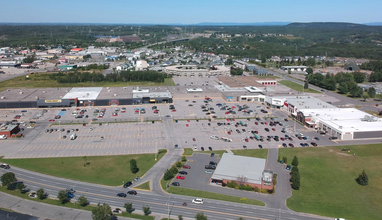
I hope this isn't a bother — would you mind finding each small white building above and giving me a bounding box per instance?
[136,60,148,71]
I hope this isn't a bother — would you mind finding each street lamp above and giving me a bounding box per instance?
[167,193,172,219]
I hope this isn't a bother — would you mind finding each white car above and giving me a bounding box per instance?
[334,218,345,220]
[28,192,38,198]
[210,135,219,140]
[192,198,204,204]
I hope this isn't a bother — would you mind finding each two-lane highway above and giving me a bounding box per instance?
[0,166,329,220]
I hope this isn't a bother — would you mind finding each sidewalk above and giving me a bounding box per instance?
[0,192,136,220]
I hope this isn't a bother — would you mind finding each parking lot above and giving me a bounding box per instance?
[171,153,221,188]
[0,95,335,159]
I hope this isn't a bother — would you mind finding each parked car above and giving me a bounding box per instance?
[176,176,185,180]
[179,171,188,175]
[0,163,10,169]
[112,208,123,214]
[28,192,38,198]
[205,170,213,174]
[171,182,180,186]
[183,165,191,169]
[205,165,216,170]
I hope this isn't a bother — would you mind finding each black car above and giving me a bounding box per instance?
[258,145,263,148]
[123,181,132,188]
[205,165,216,170]
[127,190,137,195]
[201,147,205,151]
[171,182,180,186]
[0,164,10,169]
[179,171,188,175]
[117,193,127,197]
[265,128,269,132]
[209,161,217,165]
[208,146,212,151]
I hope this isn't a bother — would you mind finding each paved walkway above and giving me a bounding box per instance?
[0,192,136,220]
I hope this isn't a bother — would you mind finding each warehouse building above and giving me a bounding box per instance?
[211,153,273,190]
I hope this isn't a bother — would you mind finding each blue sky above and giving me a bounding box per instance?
[1,0,381,24]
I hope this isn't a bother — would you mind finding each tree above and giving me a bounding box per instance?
[57,190,68,204]
[142,206,151,216]
[37,188,45,200]
[164,170,175,181]
[124,203,133,213]
[178,215,183,220]
[306,67,313,74]
[306,58,316,67]
[175,161,182,168]
[169,166,179,175]
[291,177,300,190]
[78,195,88,207]
[16,182,26,193]
[291,156,299,166]
[304,81,309,90]
[261,57,266,63]
[363,93,370,101]
[92,203,112,220]
[224,58,233,65]
[195,212,208,220]
[130,159,139,174]
[1,172,17,189]
[356,169,369,186]
[353,72,366,83]
[368,87,376,98]
[338,82,349,94]
[349,86,363,98]
[291,166,299,174]
[23,55,36,63]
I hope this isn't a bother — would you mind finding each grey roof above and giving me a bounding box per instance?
[344,62,361,71]
[211,153,266,185]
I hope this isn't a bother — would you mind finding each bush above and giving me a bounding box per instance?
[292,178,300,190]
[142,206,151,216]
[130,159,139,174]
[37,188,45,200]
[164,170,175,181]
[57,190,68,204]
[169,166,179,175]
[175,161,182,168]
[181,156,187,162]
[291,166,299,174]
[124,203,133,213]
[240,197,247,202]
[226,181,238,188]
[261,189,269,194]
[77,195,88,207]
[356,169,369,186]
[273,174,277,185]
[253,187,260,192]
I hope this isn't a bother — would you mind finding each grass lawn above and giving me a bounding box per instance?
[0,72,175,91]
[197,150,228,158]
[0,186,153,220]
[279,80,320,93]
[182,148,194,156]
[166,185,265,206]
[0,151,166,186]
[231,149,268,159]
[279,144,382,220]
[134,181,151,191]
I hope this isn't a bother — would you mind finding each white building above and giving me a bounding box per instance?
[136,60,148,71]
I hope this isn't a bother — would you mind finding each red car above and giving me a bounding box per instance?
[232,119,235,121]
[226,119,230,121]
[272,128,276,131]
[265,122,268,125]
[255,131,258,134]
[280,137,285,141]
[187,120,190,122]
[193,138,196,141]
[289,138,293,141]
[225,112,230,115]
[154,110,159,113]
[232,106,236,108]
[14,115,21,119]
[289,143,294,148]
[255,122,258,125]
[49,119,55,122]
[183,165,191,169]
[172,109,177,112]
[227,131,231,135]
[176,176,185,180]
[245,139,249,142]
[186,124,189,127]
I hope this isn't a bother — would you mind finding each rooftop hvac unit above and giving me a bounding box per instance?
[20,92,23,94]
[108,90,111,92]
[114,94,117,96]
[43,91,45,93]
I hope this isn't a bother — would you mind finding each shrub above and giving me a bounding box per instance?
[253,187,260,192]
[77,195,88,207]
[226,181,238,188]
[355,169,369,186]
[130,159,139,174]
[292,178,300,190]
[169,166,179,175]
[142,206,151,216]
[164,170,174,181]
[175,161,182,168]
[291,166,299,174]
[240,197,247,202]
[181,156,187,162]
[273,174,277,185]
[261,189,269,194]
[292,156,299,166]
[37,188,45,200]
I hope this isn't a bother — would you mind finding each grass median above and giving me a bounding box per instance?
[280,144,382,220]
[232,149,268,159]
[134,181,151,191]
[279,80,320,93]
[182,148,194,156]
[0,150,167,186]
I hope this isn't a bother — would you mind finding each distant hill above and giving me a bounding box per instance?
[286,22,366,28]
[364,22,382,26]
[195,22,290,26]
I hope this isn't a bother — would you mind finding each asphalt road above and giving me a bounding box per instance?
[0,166,329,220]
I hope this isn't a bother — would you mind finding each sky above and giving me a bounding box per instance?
[1,0,381,24]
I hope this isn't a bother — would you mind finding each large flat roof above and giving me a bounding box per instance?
[300,108,382,133]
[211,153,266,185]
[62,87,103,100]
[283,96,336,110]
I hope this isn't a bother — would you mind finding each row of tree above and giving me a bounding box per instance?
[290,156,300,190]
[49,70,169,84]
[76,64,109,71]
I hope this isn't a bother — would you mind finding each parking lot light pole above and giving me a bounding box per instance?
[167,193,172,219]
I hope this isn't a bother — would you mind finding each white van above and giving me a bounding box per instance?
[0,134,7,140]
[70,133,77,140]
[71,111,78,116]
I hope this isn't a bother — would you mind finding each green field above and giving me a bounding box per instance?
[0,151,166,186]
[232,149,268,159]
[280,145,382,220]
[0,72,175,91]
[182,148,194,156]
[279,80,320,93]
